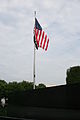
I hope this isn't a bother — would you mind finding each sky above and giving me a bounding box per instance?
[0,0,80,86]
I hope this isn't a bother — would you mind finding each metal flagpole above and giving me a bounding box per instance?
[33,11,36,89]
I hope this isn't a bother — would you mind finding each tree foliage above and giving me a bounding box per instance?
[36,83,46,89]
[0,80,7,96]
[0,80,46,97]
[66,66,80,84]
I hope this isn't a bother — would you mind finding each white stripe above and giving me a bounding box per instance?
[40,30,45,47]
[37,30,40,41]
[44,36,48,50]
[39,30,43,47]
[41,33,46,48]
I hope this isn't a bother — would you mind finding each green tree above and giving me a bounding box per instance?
[66,66,80,84]
[0,79,46,96]
[36,83,46,89]
[7,81,19,93]
[0,80,7,97]
[18,81,33,91]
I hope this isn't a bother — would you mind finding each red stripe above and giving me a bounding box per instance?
[35,29,39,47]
[45,38,49,51]
[43,35,47,49]
[40,31,44,47]
[39,30,42,42]
[35,29,37,40]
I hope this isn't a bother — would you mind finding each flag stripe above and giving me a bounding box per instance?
[35,29,39,47]
[40,31,44,47]
[39,30,42,42]
[43,35,47,49]
[45,38,49,51]
[39,30,43,47]
[36,29,39,40]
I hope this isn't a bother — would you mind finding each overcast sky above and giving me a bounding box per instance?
[0,0,80,86]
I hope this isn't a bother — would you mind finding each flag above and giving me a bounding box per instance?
[34,18,49,51]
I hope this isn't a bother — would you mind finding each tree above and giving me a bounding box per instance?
[0,80,7,97]
[36,83,46,89]
[0,79,46,96]
[66,66,80,84]
[18,81,33,91]
[7,81,19,92]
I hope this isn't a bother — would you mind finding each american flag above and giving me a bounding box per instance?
[34,18,49,51]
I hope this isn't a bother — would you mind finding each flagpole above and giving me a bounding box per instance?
[33,11,36,89]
